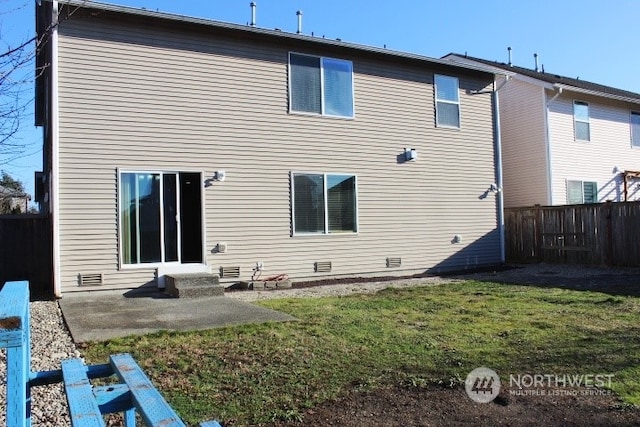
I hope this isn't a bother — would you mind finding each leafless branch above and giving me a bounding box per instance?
[0,1,83,161]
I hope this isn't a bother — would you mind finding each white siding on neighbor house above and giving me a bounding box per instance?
[55,15,500,293]
[498,78,549,207]
[547,95,640,204]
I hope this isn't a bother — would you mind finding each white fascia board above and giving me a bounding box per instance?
[553,84,640,106]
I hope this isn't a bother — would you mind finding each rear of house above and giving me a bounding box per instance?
[37,1,503,296]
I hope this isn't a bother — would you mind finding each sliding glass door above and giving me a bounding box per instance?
[120,171,202,266]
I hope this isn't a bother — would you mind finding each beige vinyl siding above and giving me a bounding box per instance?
[499,78,549,207]
[56,15,499,292]
[547,95,640,204]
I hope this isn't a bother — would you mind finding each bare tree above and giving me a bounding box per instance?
[0,1,37,164]
[0,1,84,166]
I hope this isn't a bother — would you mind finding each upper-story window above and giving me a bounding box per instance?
[289,53,354,118]
[573,101,590,141]
[435,74,460,128]
[631,112,640,147]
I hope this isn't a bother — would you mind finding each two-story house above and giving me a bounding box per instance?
[445,53,640,208]
[36,1,503,296]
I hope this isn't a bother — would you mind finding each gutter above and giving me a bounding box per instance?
[51,1,61,298]
[493,77,509,264]
[554,83,640,106]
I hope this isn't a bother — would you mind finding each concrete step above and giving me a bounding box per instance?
[164,273,224,298]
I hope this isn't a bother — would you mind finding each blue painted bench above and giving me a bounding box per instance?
[0,280,221,427]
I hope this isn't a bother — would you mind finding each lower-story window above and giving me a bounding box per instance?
[292,172,358,234]
[566,180,598,204]
[119,171,203,265]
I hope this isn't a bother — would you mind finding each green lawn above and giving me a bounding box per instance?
[82,281,640,425]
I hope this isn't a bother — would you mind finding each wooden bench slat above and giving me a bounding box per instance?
[61,358,106,427]
[0,281,29,331]
[110,353,187,427]
[1,281,31,427]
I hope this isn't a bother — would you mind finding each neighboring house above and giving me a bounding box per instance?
[36,0,503,296]
[0,185,31,214]
[445,53,640,208]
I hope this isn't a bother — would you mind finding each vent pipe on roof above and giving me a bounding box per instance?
[250,2,256,27]
[534,53,539,72]
[507,46,512,66]
[296,10,302,34]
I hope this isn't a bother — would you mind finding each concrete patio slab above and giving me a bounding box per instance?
[58,290,296,343]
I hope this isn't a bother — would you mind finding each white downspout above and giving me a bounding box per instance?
[493,76,508,264]
[51,1,61,297]
[545,86,563,205]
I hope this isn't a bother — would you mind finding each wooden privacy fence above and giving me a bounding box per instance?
[505,201,640,266]
[0,214,52,296]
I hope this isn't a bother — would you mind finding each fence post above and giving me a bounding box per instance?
[606,201,614,267]
[534,204,543,262]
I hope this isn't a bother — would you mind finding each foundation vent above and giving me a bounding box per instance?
[314,261,332,273]
[219,266,241,278]
[386,257,402,268]
[78,273,104,286]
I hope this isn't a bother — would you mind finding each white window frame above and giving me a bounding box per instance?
[117,169,205,269]
[631,111,640,148]
[566,179,598,204]
[291,172,359,236]
[434,74,461,129]
[573,101,590,141]
[288,52,355,119]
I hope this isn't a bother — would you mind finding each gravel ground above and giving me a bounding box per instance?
[225,276,451,302]
[2,263,638,425]
[0,301,80,426]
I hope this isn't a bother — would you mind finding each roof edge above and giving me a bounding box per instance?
[445,53,640,105]
[48,0,498,76]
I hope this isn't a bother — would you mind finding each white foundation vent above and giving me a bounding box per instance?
[314,261,332,273]
[386,257,402,268]
[220,266,241,278]
[78,273,104,286]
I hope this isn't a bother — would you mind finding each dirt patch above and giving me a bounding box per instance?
[268,385,640,427]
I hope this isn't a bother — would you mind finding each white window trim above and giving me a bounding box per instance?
[566,179,598,204]
[288,52,355,119]
[631,111,640,148]
[291,171,359,236]
[117,169,206,270]
[573,100,590,142]
[434,74,461,129]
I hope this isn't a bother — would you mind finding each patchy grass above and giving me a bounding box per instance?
[81,281,640,425]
